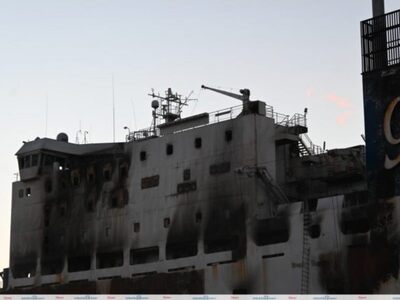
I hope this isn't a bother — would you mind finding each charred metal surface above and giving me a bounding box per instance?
[108,271,204,294]
[5,281,97,294]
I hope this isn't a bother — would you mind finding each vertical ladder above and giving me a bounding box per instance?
[301,201,311,294]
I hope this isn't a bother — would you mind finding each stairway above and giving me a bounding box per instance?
[256,167,289,205]
[300,202,311,294]
[298,139,311,156]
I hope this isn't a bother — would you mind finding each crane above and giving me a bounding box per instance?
[201,85,251,103]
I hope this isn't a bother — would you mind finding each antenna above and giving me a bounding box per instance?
[45,94,49,137]
[112,75,116,143]
[84,131,89,144]
[148,88,197,123]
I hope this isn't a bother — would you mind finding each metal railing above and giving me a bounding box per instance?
[361,9,400,73]
[128,103,308,141]
[300,133,324,156]
[274,112,307,127]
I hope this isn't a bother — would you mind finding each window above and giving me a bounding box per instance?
[26,188,31,197]
[110,197,118,208]
[166,144,173,155]
[309,224,321,239]
[133,222,140,233]
[18,189,24,198]
[68,256,91,272]
[12,262,36,279]
[96,251,123,269]
[195,137,202,149]
[103,165,112,181]
[71,171,80,186]
[177,181,197,194]
[130,247,159,265]
[166,240,198,259]
[45,180,52,193]
[87,201,94,212]
[31,154,39,167]
[105,227,111,237]
[254,217,289,246]
[204,236,238,254]
[18,157,25,169]
[141,175,159,189]
[43,154,54,166]
[87,167,95,184]
[41,257,64,275]
[24,156,31,168]
[140,151,147,161]
[225,130,233,142]
[164,218,170,228]
[195,212,202,223]
[120,163,128,178]
[183,169,191,181]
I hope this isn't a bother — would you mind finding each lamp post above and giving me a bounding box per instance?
[124,126,131,142]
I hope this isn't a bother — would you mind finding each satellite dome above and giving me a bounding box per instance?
[151,100,160,109]
[56,132,69,143]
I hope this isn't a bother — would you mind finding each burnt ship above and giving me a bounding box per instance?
[1,0,400,294]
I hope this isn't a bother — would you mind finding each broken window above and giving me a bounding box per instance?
[120,163,128,178]
[140,151,147,161]
[96,251,123,269]
[195,137,202,149]
[68,255,91,272]
[225,130,233,142]
[130,247,159,265]
[41,257,64,275]
[71,170,81,187]
[141,175,159,189]
[105,227,111,237]
[110,197,118,208]
[166,144,173,155]
[166,240,198,260]
[164,218,170,228]
[133,222,140,233]
[87,201,94,212]
[12,262,36,278]
[103,164,112,181]
[195,212,202,223]
[254,217,289,246]
[177,181,196,194]
[183,169,191,181]
[204,235,238,254]
[309,224,321,239]
[341,216,370,235]
[26,188,31,197]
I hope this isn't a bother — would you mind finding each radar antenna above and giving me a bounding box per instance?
[148,88,197,124]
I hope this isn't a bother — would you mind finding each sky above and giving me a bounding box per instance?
[0,0,399,280]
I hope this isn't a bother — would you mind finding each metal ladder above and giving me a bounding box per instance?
[301,201,311,294]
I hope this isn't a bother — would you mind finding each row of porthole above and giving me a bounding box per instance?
[139,129,233,161]
[18,188,31,198]
[129,212,202,234]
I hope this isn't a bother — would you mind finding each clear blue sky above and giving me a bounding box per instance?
[1,0,399,275]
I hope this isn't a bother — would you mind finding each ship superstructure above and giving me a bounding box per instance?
[1,85,367,294]
[2,0,400,294]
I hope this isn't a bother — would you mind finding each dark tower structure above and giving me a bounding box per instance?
[361,1,400,199]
